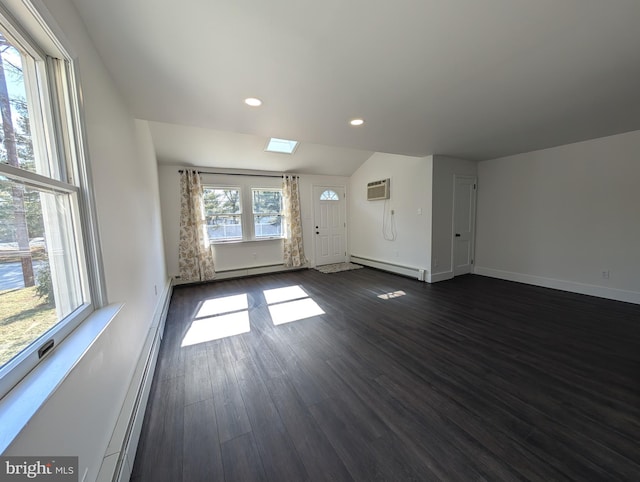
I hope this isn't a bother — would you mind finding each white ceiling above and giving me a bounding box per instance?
[71,0,640,175]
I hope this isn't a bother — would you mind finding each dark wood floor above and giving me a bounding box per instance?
[131,268,640,481]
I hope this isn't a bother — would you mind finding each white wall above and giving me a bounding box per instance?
[475,129,640,304]
[158,165,348,276]
[349,153,432,273]
[4,1,168,479]
[431,155,478,279]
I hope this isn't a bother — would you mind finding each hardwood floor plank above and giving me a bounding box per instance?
[257,322,330,407]
[206,342,252,443]
[183,346,213,406]
[308,396,393,481]
[220,433,266,482]
[264,375,354,481]
[374,373,566,481]
[326,355,489,480]
[183,398,224,481]
[288,340,388,440]
[233,356,309,481]
[131,375,184,482]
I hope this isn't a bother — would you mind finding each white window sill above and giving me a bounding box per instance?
[212,237,284,246]
[0,303,123,452]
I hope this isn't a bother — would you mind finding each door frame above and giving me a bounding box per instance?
[312,184,347,267]
[450,175,477,276]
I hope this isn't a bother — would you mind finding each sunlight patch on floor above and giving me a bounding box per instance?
[195,293,248,318]
[268,298,325,325]
[263,285,308,304]
[263,285,324,325]
[377,290,406,300]
[182,293,250,346]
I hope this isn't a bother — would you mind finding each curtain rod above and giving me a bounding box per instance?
[178,169,298,179]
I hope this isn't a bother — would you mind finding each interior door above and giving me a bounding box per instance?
[452,176,477,276]
[313,186,346,266]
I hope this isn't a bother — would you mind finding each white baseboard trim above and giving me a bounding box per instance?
[96,277,173,482]
[350,255,425,281]
[427,270,454,283]
[474,266,640,305]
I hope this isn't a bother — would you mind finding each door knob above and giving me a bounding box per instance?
[316,231,319,234]
[455,233,461,237]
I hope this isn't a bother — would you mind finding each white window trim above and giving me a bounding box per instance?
[0,1,105,402]
[203,177,285,244]
[251,187,284,240]
[204,185,243,243]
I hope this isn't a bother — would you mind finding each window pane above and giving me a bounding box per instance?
[254,214,282,238]
[0,176,84,368]
[0,33,52,178]
[253,190,282,214]
[207,214,242,241]
[320,190,339,201]
[253,190,283,239]
[204,188,241,214]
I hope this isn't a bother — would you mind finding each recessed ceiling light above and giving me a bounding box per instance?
[350,118,365,126]
[244,97,262,107]
[265,137,299,154]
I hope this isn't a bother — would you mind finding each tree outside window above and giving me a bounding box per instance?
[253,189,283,238]
[203,187,242,241]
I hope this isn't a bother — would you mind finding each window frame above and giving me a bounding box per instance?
[202,177,285,244]
[319,189,340,201]
[251,187,284,240]
[0,5,104,399]
[203,185,244,243]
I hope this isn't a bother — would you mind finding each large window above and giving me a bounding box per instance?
[252,189,283,239]
[0,13,99,397]
[203,183,283,243]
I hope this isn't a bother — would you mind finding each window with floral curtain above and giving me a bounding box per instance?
[178,170,216,281]
[282,175,305,267]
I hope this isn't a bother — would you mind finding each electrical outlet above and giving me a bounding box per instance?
[391,209,395,215]
[602,270,610,279]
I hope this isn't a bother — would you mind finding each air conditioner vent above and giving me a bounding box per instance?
[367,178,390,201]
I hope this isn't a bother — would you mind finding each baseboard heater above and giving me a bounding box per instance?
[350,255,426,281]
[96,280,173,482]
[174,263,304,284]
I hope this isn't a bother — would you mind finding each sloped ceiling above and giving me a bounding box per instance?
[71,0,640,174]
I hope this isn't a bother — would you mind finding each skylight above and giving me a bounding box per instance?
[265,137,299,154]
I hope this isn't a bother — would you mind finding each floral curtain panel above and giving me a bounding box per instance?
[178,170,216,282]
[282,175,305,267]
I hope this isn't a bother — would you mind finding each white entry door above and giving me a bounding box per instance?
[452,176,477,276]
[313,186,346,266]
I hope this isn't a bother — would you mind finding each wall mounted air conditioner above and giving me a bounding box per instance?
[367,178,390,201]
